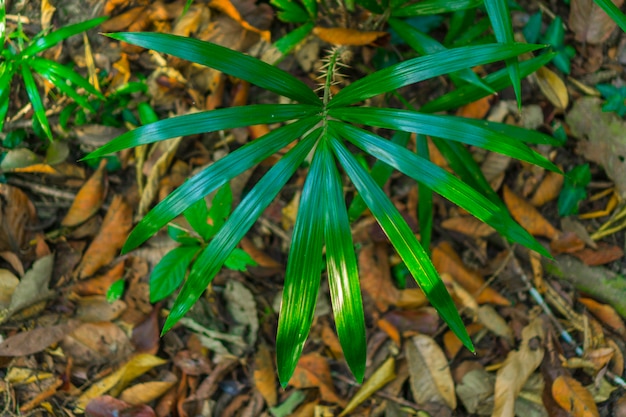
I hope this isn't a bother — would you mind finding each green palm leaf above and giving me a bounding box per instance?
[328,42,543,108]
[329,107,558,173]
[20,17,107,58]
[106,32,321,106]
[84,104,319,160]
[122,116,321,253]
[329,134,473,352]
[21,65,52,140]
[163,128,321,334]
[392,0,483,17]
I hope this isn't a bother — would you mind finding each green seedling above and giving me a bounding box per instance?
[559,164,591,216]
[596,83,626,117]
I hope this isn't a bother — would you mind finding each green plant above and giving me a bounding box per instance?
[523,13,575,74]
[85,21,562,384]
[596,83,626,117]
[150,183,257,303]
[559,164,591,216]
[0,16,106,140]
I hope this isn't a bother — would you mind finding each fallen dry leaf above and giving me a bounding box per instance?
[455,96,493,119]
[62,160,108,227]
[477,305,514,345]
[552,375,599,417]
[443,323,483,359]
[569,0,624,44]
[290,353,345,406]
[0,184,37,253]
[406,334,457,410]
[535,66,569,110]
[0,321,78,356]
[72,261,126,296]
[579,297,626,338]
[572,244,624,266]
[441,216,496,238]
[530,170,565,207]
[253,344,277,407]
[340,357,395,416]
[119,373,177,405]
[84,395,156,417]
[359,244,400,311]
[76,195,133,279]
[313,27,388,46]
[61,322,133,367]
[492,316,545,417]
[503,185,559,240]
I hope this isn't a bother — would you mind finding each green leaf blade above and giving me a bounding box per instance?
[20,65,53,140]
[329,134,473,353]
[106,32,321,106]
[392,0,483,17]
[150,245,199,303]
[21,17,107,57]
[122,116,321,253]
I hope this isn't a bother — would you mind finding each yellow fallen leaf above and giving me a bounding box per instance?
[120,379,177,405]
[552,375,599,417]
[536,66,569,110]
[340,357,396,416]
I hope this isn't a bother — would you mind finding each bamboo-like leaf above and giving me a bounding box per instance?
[483,0,522,107]
[348,131,410,221]
[274,22,314,55]
[21,65,52,140]
[330,135,473,352]
[20,17,107,58]
[331,121,551,257]
[329,107,559,173]
[593,0,626,32]
[388,18,494,94]
[319,138,366,382]
[150,245,199,302]
[392,0,483,17]
[84,104,319,159]
[163,128,321,334]
[277,137,327,385]
[30,57,104,99]
[329,43,542,108]
[421,53,555,113]
[122,116,321,253]
[416,134,433,252]
[106,33,321,106]
[0,67,14,132]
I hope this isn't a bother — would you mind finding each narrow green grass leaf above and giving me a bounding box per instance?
[150,245,199,302]
[330,135,473,353]
[20,17,107,58]
[274,22,314,54]
[483,0,522,107]
[30,57,104,100]
[277,136,327,385]
[162,128,321,335]
[461,118,562,146]
[348,131,410,221]
[319,138,366,382]
[389,18,494,94]
[122,116,321,253]
[593,0,626,32]
[0,67,14,132]
[20,65,52,140]
[84,104,319,160]
[329,107,559,173]
[329,42,543,108]
[420,53,555,113]
[106,32,321,106]
[416,134,433,252]
[331,121,551,257]
[392,0,483,17]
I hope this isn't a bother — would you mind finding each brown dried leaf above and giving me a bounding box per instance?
[456,96,493,119]
[359,244,399,311]
[0,184,37,253]
[0,269,19,307]
[313,27,388,46]
[493,317,545,417]
[550,231,586,254]
[0,321,78,356]
[84,396,156,417]
[443,323,483,359]
[120,374,177,405]
[406,334,456,409]
[209,0,271,42]
[530,170,564,207]
[579,297,626,338]
[61,322,133,367]
[73,261,126,296]
[572,244,624,266]
[76,195,133,279]
[253,344,277,407]
[290,353,345,406]
[477,305,514,345]
[441,216,496,238]
[503,185,559,240]
[75,297,127,322]
[552,375,599,417]
[569,0,624,44]
[481,151,511,186]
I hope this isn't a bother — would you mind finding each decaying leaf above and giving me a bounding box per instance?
[503,185,559,240]
[119,372,177,405]
[254,344,277,407]
[62,160,108,227]
[340,357,396,416]
[441,216,496,238]
[290,353,345,406]
[493,316,545,417]
[61,322,134,367]
[224,280,259,348]
[535,67,569,110]
[477,305,514,345]
[313,27,388,46]
[406,334,457,410]
[569,0,624,44]
[0,321,78,356]
[579,297,626,338]
[0,184,37,253]
[531,170,565,207]
[552,375,599,417]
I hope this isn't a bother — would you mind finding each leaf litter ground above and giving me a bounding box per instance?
[0,0,626,416]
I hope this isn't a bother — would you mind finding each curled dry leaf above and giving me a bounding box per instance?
[406,334,457,410]
[313,27,389,46]
[530,170,564,207]
[552,375,599,417]
[0,184,37,253]
[253,344,277,407]
[432,242,510,306]
[492,316,545,417]
[535,67,569,110]
[503,185,559,240]
[340,357,396,416]
[61,159,108,227]
[579,297,626,338]
[290,353,345,406]
[569,0,624,44]
[76,195,133,279]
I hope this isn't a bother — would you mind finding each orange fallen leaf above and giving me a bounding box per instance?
[313,27,388,46]
[503,185,559,240]
[119,373,177,405]
[321,324,344,359]
[441,215,496,238]
[62,160,108,227]
[76,195,133,279]
[579,297,626,339]
[0,184,37,253]
[432,242,510,306]
[359,244,399,311]
[253,344,277,407]
[550,231,586,254]
[291,353,345,406]
[455,96,493,119]
[572,244,624,266]
[72,260,126,296]
[552,375,599,417]
[530,170,564,207]
[377,318,401,346]
[209,0,271,42]
[443,323,484,359]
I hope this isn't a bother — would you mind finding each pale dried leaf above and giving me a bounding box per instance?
[535,67,569,110]
[569,0,624,44]
[340,357,396,416]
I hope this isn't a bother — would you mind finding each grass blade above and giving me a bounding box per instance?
[106,32,321,106]
[20,17,107,58]
[84,104,319,159]
[392,0,483,17]
[329,134,473,353]
[123,116,321,253]
[30,57,104,99]
[163,128,321,334]
[329,107,559,173]
[329,42,543,108]
[277,135,327,385]
[331,121,551,257]
[20,65,53,140]
[319,138,366,382]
